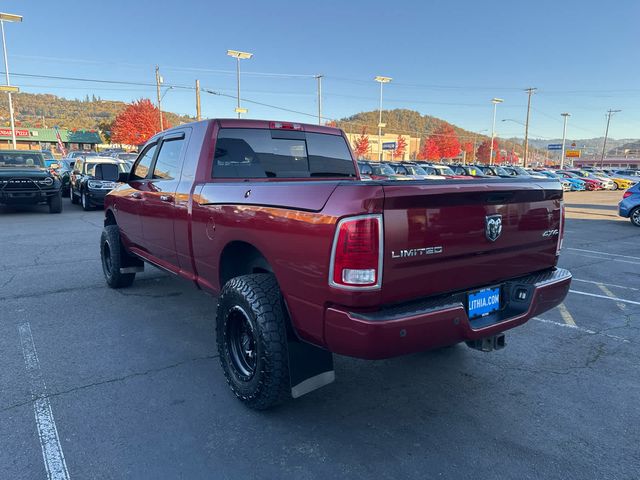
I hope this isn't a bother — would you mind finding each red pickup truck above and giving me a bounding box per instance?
[100,119,571,409]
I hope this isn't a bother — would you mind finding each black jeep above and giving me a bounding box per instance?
[0,150,63,213]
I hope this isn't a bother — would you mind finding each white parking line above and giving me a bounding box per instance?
[568,248,640,261]
[567,251,640,265]
[534,317,630,343]
[18,323,70,480]
[573,278,639,292]
[569,289,640,306]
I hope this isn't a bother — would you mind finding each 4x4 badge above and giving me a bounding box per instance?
[485,214,502,242]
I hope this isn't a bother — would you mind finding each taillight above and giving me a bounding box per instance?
[623,190,633,199]
[329,214,382,289]
[556,203,565,255]
[269,121,303,131]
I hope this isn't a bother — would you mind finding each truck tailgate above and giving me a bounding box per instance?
[380,180,562,305]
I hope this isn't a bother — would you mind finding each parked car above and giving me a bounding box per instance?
[70,157,127,210]
[619,183,640,226]
[49,159,73,197]
[502,166,547,179]
[608,170,640,185]
[0,149,63,213]
[100,118,571,409]
[572,170,616,190]
[451,164,492,178]
[537,170,585,191]
[389,162,445,179]
[360,161,408,180]
[419,163,473,179]
[555,170,604,191]
[474,165,513,178]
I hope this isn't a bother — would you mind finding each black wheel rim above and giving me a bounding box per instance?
[226,306,257,379]
[102,241,113,276]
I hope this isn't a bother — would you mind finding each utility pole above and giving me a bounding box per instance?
[155,65,163,131]
[523,87,537,167]
[315,75,323,125]
[560,113,570,169]
[600,109,621,168]
[195,79,201,121]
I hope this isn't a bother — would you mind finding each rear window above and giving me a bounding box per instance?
[213,128,356,179]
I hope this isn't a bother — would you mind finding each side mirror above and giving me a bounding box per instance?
[118,171,130,183]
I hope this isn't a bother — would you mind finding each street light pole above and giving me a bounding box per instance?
[600,109,621,168]
[227,50,253,118]
[560,113,570,169]
[523,87,537,167]
[0,13,23,149]
[374,76,392,161]
[489,98,503,165]
[315,75,323,125]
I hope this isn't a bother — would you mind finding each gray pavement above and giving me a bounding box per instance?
[1,192,638,480]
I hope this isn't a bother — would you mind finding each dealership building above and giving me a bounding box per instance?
[0,127,102,153]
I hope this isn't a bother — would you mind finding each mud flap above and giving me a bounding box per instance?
[287,340,335,399]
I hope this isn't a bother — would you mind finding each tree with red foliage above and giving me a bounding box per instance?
[393,134,407,160]
[508,149,520,164]
[353,127,370,159]
[111,99,169,145]
[462,142,474,163]
[494,148,503,164]
[476,139,491,163]
[433,124,461,159]
[418,137,440,160]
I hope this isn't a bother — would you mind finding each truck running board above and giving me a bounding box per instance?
[466,333,506,352]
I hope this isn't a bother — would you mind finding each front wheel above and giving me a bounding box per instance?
[70,187,79,204]
[100,225,136,288]
[612,183,619,191]
[81,190,92,211]
[216,274,290,410]
[48,192,63,214]
[630,207,640,227]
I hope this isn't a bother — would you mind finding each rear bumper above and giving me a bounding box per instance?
[324,267,572,359]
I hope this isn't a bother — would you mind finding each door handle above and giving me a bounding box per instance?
[129,192,142,199]
[159,195,173,202]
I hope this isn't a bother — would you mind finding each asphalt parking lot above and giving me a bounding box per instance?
[1,191,638,480]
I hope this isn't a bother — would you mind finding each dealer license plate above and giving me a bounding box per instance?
[468,286,501,319]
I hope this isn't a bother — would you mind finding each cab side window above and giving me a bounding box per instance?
[74,159,83,174]
[153,137,185,180]
[131,144,157,180]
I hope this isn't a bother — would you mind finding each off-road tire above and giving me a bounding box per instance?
[630,207,640,227]
[216,274,290,410]
[100,225,136,288]
[48,192,63,214]
[70,187,79,204]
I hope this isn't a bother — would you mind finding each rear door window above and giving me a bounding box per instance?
[213,128,356,179]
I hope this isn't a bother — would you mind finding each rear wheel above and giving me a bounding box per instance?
[216,274,290,410]
[100,225,136,288]
[48,192,63,214]
[631,207,640,227]
[612,182,619,191]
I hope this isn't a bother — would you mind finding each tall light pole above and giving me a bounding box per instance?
[374,76,392,161]
[600,109,621,168]
[0,13,22,149]
[489,98,503,165]
[227,50,253,118]
[315,75,323,125]
[523,87,537,167]
[560,113,570,169]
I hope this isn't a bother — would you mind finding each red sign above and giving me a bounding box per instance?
[0,128,30,137]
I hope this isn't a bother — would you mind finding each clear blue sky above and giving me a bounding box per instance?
[1,0,639,140]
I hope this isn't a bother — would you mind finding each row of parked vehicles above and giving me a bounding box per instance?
[357,160,639,192]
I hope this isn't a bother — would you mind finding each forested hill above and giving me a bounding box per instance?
[0,92,193,131]
[336,109,488,143]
